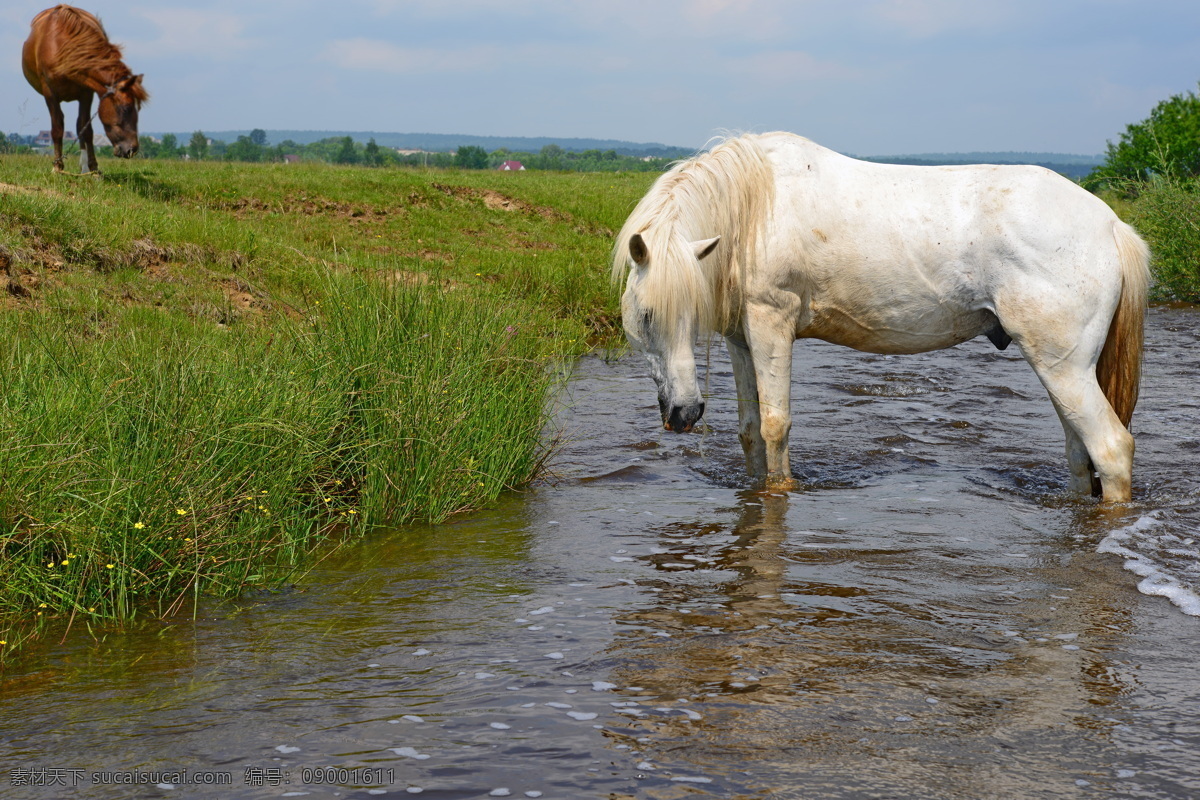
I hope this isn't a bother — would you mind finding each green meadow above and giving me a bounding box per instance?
[0,156,656,660]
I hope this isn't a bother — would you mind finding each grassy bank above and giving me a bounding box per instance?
[0,155,656,661]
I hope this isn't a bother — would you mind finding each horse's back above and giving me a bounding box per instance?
[23,4,112,100]
[748,133,1130,354]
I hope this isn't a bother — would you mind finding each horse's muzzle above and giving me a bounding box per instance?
[113,143,137,158]
[664,402,705,433]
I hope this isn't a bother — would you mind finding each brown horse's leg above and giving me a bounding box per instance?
[45,96,65,172]
[76,95,98,174]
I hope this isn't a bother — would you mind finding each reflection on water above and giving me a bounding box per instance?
[1,308,1199,799]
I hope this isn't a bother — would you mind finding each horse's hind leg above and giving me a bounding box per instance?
[1061,423,1098,496]
[727,335,767,478]
[1001,282,1133,502]
[1033,363,1133,502]
[43,96,65,172]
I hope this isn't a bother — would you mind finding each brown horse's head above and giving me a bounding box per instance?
[98,73,147,158]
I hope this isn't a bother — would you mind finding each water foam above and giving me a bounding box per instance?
[1097,515,1200,616]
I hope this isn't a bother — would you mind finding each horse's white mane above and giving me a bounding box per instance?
[612,133,776,333]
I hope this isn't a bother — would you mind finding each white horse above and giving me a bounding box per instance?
[613,132,1150,502]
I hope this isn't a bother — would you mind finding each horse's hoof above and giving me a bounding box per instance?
[763,475,800,493]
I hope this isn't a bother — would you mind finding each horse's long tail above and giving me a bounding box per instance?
[1096,221,1151,429]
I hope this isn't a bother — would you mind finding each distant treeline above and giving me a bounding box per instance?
[129,130,677,172]
[863,154,1103,180]
[154,129,694,159]
[6,127,1102,178]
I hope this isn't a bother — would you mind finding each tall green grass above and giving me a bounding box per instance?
[0,303,337,623]
[0,278,561,658]
[310,276,562,523]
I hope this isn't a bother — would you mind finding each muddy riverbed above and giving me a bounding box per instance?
[2,306,1199,800]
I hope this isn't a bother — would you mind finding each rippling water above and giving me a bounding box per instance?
[2,307,1198,799]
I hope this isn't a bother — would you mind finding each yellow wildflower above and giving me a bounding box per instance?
[133,522,145,530]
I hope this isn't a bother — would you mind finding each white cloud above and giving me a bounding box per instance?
[321,37,620,78]
[686,0,757,18]
[365,0,546,16]
[131,8,256,58]
[730,50,865,83]
[865,0,1014,37]
[321,38,502,74]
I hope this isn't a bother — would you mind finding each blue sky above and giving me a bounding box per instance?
[5,0,1199,156]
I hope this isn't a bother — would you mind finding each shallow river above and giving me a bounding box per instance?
[3,307,1200,800]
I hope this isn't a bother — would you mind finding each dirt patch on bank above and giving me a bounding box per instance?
[216,196,396,222]
[1,246,42,307]
[430,183,572,223]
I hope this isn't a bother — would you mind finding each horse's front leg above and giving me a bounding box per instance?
[726,335,766,479]
[44,96,65,172]
[744,305,797,491]
[76,95,98,175]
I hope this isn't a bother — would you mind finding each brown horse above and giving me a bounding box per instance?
[21,5,148,175]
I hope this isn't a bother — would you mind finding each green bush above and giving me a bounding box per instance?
[1085,84,1200,189]
[1127,178,1200,302]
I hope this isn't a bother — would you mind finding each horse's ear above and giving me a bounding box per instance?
[629,233,649,265]
[692,236,721,261]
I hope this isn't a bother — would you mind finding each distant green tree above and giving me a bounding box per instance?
[225,135,263,162]
[363,138,382,166]
[159,133,179,159]
[1087,84,1200,189]
[0,131,29,155]
[538,143,565,170]
[333,136,358,164]
[454,145,488,169]
[138,136,160,158]
[250,128,268,147]
[188,130,208,160]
